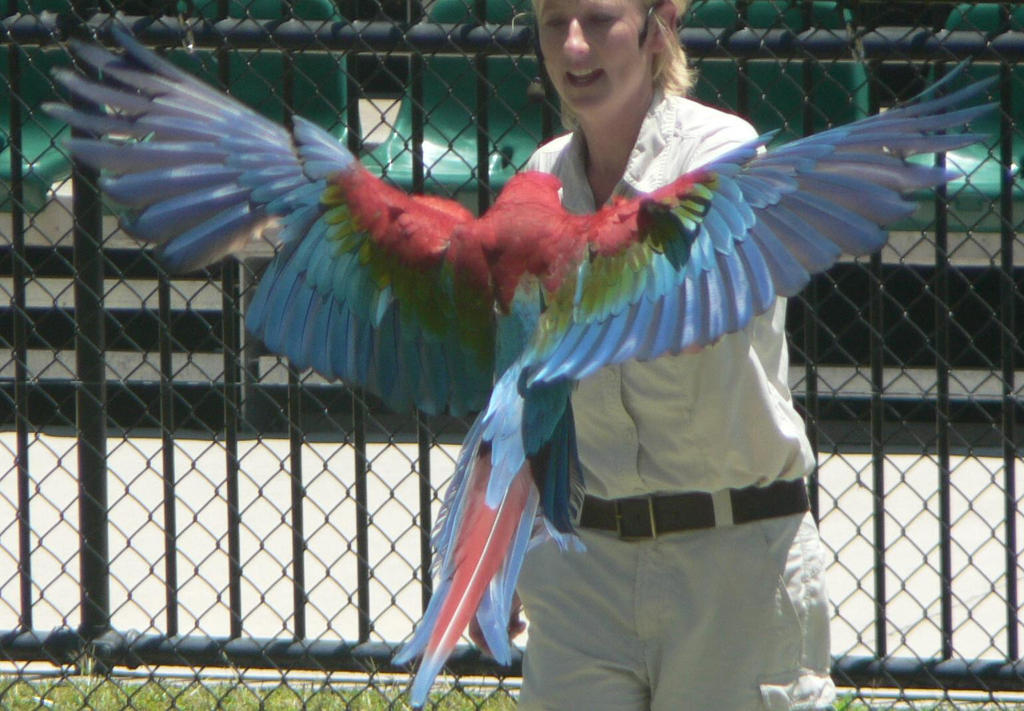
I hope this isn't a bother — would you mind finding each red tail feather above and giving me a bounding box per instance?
[426,453,532,660]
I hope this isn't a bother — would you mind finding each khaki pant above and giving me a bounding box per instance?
[516,511,835,711]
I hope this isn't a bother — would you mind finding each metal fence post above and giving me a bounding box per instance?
[417,412,433,612]
[71,99,109,647]
[158,273,179,638]
[69,1,109,648]
[934,136,954,662]
[998,59,1019,663]
[6,32,33,634]
[869,248,886,660]
[288,366,307,640]
[353,390,371,643]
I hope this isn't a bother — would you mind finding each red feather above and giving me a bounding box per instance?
[423,452,532,663]
[333,166,710,313]
[332,165,474,267]
[452,172,589,310]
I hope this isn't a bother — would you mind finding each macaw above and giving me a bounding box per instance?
[47,29,990,708]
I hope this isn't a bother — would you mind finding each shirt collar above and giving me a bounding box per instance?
[562,89,678,210]
[622,88,676,193]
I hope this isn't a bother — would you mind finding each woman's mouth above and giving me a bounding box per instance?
[565,69,603,87]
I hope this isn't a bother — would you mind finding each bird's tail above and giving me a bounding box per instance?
[395,449,536,708]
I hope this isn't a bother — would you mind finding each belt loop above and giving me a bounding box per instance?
[711,489,734,527]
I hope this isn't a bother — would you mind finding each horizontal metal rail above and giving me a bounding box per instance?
[4,12,1024,60]
[3,629,1024,692]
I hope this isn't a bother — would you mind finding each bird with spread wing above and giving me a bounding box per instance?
[47,29,990,707]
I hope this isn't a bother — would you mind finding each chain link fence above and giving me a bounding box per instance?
[1,0,1022,708]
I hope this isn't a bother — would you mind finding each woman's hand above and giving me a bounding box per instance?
[468,593,526,657]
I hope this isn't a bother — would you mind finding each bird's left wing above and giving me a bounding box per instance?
[47,29,495,415]
[526,74,993,386]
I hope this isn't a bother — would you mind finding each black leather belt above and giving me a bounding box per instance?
[577,478,809,540]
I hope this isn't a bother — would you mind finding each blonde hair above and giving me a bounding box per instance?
[532,0,695,127]
[653,0,694,97]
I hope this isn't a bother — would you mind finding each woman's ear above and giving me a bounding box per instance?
[650,0,678,50]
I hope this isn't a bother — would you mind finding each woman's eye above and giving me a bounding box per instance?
[580,12,617,28]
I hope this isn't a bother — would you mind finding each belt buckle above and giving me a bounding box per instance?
[615,496,658,540]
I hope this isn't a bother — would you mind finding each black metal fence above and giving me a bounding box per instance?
[1,0,1022,708]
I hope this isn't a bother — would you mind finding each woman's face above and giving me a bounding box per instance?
[537,0,660,128]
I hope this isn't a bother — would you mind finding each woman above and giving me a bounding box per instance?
[511,0,835,708]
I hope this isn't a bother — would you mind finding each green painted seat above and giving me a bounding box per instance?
[0,0,349,213]
[181,0,349,140]
[1,0,74,212]
[366,0,544,200]
[684,0,870,144]
[908,3,1023,232]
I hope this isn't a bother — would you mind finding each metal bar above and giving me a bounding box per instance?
[7,37,33,632]
[9,14,1024,60]
[998,59,1019,662]
[288,368,306,640]
[411,52,425,195]
[474,0,489,212]
[832,655,1024,691]
[353,390,371,643]
[417,412,433,613]
[475,52,491,213]
[0,628,513,677]
[70,0,111,639]
[869,249,886,659]
[4,629,1024,692]
[223,265,243,641]
[158,274,179,637]
[802,300,821,518]
[72,107,109,644]
[934,134,953,662]
[345,55,362,156]
[277,21,309,643]
[800,26,820,521]
[211,21,244,640]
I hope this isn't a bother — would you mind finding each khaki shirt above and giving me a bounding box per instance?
[525,92,815,498]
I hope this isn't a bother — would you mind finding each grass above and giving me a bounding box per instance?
[2,678,1022,710]
[0,678,519,710]
[834,695,1024,711]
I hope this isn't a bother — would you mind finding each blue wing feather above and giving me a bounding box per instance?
[757,207,842,272]
[99,165,241,206]
[735,237,776,314]
[606,295,659,367]
[305,293,333,375]
[717,249,751,333]
[128,185,251,240]
[678,273,706,350]
[748,220,811,296]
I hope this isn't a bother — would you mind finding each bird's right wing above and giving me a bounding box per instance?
[524,73,994,387]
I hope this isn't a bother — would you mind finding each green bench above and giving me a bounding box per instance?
[366,0,545,201]
[0,0,349,213]
[684,0,870,144]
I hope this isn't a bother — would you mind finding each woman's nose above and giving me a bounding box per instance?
[563,19,588,56]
